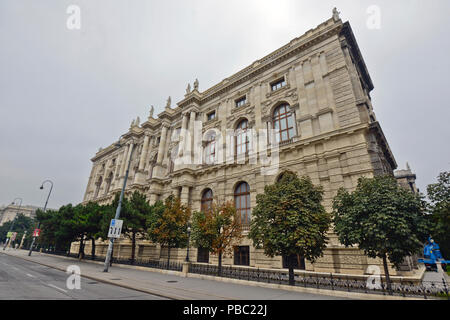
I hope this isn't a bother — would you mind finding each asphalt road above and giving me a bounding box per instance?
[0,253,168,300]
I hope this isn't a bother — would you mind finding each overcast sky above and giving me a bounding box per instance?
[1,0,449,209]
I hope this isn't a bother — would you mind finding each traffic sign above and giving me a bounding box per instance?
[33,229,41,237]
[108,219,123,239]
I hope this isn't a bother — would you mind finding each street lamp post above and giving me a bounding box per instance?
[103,136,135,272]
[185,226,191,262]
[3,198,22,250]
[28,180,53,256]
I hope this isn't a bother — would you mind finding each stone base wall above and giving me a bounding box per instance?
[70,237,419,277]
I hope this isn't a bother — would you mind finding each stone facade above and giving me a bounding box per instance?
[79,13,417,276]
[0,205,40,226]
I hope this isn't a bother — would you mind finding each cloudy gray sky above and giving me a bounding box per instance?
[1,0,449,209]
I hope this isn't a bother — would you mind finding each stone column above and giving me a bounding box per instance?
[179,113,189,157]
[189,111,196,162]
[119,145,130,177]
[138,135,150,171]
[149,193,159,205]
[112,153,122,190]
[180,186,190,205]
[156,125,168,165]
[119,143,133,186]
[134,135,150,184]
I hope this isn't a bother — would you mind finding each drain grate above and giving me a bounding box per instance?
[87,282,98,284]
[110,278,122,281]
[166,280,178,283]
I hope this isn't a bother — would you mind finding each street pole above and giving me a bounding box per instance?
[3,198,22,251]
[185,226,191,262]
[29,180,53,256]
[103,139,135,272]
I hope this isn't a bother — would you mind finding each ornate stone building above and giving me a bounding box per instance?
[0,204,41,226]
[80,12,418,276]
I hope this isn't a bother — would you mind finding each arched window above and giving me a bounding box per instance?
[235,119,249,156]
[234,182,251,230]
[204,131,216,165]
[201,189,213,213]
[94,176,103,199]
[105,172,113,195]
[273,104,295,143]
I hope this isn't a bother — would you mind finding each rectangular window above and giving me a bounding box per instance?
[282,254,305,270]
[197,247,210,263]
[271,78,287,91]
[234,246,250,266]
[207,111,216,121]
[235,96,247,108]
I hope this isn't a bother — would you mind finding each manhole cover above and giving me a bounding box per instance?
[166,280,178,283]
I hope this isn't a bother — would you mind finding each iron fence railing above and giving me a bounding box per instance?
[37,249,183,272]
[189,263,449,299]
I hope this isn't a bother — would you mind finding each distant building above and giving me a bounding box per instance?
[0,204,41,226]
[395,162,419,194]
[395,162,420,272]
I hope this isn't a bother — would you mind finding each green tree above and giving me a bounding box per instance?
[333,175,429,294]
[119,191,153,263]
[427,171,450,258]
[191,202,243,276]
[36,205,79,252]
[149,195,190,267]
[249,172,331,285]
[73,202,105,260]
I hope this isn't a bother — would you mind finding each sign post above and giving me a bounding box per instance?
[33,229,41,237]
[107,219,123,239]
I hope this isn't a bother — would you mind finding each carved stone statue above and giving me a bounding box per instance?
[194,78,199,91]
[166,96,171,108]
[186,83,191,94]
[130,119,135,127]
[135,116,140,127]
[149,105,154,118]
[332,7,340,21]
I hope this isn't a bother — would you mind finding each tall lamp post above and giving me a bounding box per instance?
[185,226,191,262]
[28,180,53,256]
[103,135,135,272]
[3,198,22,250]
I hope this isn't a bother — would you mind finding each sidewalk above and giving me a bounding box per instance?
[1,249,421,300]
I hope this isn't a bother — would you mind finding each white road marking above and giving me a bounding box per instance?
[26,273,35,278]
[47,283,68,293]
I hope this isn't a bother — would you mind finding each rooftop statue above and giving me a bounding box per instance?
[149,105,154,118]
[166,96,171,108]
[332,7,341,22]
[194,78,199,91]
[186,83,191,94]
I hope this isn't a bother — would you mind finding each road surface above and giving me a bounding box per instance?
[0,253,168,300]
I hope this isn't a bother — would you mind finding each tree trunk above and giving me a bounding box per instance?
[167,246,171,270]
[382,254,393,295]
[131,232,136,264]
[288,255,295,286]
[78,238,84,260]
[218,252,222,277]
[91,238,96,260]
